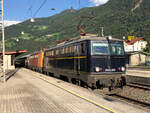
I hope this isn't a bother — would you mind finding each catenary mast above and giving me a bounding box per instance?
[0,0,6,82]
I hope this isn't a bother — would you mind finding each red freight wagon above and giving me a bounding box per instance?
[28,51,44,72]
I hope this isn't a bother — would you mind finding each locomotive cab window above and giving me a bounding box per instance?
[111,42,124,55]
[92,42,110,55]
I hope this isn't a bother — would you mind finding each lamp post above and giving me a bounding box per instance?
[1,0,5,83]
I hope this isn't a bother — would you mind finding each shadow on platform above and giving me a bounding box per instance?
[0,68,20,82]
[6,68,20,81]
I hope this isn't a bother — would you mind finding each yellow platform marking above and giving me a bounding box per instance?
[31,71,117,113]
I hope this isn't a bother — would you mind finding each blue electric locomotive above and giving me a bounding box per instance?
[43,35,126,90]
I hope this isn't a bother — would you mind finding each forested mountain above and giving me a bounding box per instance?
[3,0,150,53]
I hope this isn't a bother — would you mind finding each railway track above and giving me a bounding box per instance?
[109,94,150,109]
[126,83,150,90]
[108,83,150,109]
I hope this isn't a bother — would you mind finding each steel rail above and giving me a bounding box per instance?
[127,83,150,90]
[110,94,150,109]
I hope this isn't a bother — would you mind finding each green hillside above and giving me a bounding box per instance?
[3,0,150,53]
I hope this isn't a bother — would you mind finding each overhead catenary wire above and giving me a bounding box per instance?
[26,0,56,22]
[23,0,35,21]
[28,6,33,17]
[33,0,47,17]
[78,0,80,8]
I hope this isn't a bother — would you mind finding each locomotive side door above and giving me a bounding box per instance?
[74,44,80,75]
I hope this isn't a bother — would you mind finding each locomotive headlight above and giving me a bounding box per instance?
[108,36,112,40]
[95,67,100,72]
[121,67,125,71]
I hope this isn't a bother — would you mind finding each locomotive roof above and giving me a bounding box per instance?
[45,36,123,51]
[28,50,43,57]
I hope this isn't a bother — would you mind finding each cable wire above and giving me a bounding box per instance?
[78,0,80,9]
[33,0,47,17]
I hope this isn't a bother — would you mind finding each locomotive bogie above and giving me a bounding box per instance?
[87,74,125,89]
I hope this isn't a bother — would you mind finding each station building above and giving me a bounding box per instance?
[124,37,149,66]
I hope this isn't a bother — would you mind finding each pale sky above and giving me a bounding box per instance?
[4,0,109,26]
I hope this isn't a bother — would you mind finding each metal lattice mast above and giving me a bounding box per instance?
[0,0,6,83]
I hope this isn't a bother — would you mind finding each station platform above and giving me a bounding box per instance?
[0,68,149,113]
[126,68,150,86]
[0,69,17,82]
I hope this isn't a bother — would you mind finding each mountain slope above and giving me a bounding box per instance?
[3,0,150,53]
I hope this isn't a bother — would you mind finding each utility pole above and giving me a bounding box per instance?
[101,27,104,37]
[1,0,6,83]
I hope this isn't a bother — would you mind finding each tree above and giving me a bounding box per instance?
[144,38,150,53]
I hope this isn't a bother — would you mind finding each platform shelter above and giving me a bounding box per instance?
[0,50,27,70]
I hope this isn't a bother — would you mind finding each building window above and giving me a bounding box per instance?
[56,49,59,55]
[62,48,65,54]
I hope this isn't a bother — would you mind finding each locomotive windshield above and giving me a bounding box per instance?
[92,42,110,55]
[91,41,124,55]
[110,42,124,55]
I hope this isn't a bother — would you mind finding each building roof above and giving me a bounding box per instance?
[0,50,27,57]
[125,37,144,45]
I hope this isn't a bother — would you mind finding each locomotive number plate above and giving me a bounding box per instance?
[105,69,116,72]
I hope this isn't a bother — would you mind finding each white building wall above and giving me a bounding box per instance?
[130,53,146,65]
[4,55,15,70]
[134,41,147,51]
[124,44,133,52]
[124,40,147,52]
